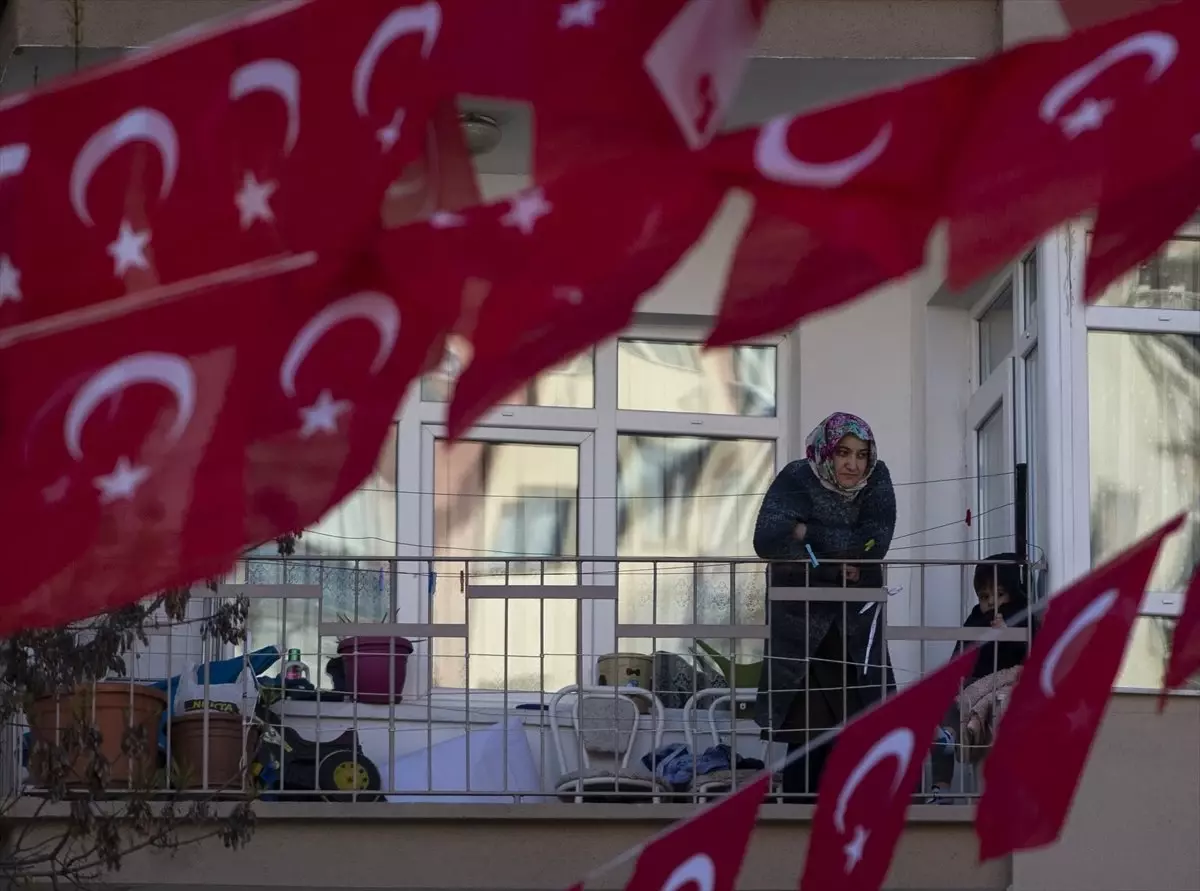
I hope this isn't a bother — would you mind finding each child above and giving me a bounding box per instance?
[929,554,1034,802]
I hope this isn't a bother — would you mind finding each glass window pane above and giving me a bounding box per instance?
[977,407,1014,556]
[1024,348,1046,560]
[421,334,594,408]
[1095,223,1200,310]
[1116,616,1200,691]
[617,340,777,416]
[979,283,1015,380]
[616,435,775,658]
[1088,331,1199,597]
[245,426,398,685]
[1021,249,1039,334]
[431,438,579,692]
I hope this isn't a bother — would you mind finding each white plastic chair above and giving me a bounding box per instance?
[681,688,774,801]
[549,685,667,802]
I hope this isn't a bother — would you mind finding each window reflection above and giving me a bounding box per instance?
[1116,616,1200,691]
[421,334,594,408]
[1088,331,1200,590]
[616,435,774,658]
[617,340,777,416]
[979,283,1015,379]
[431,439,579,692]
[1089,331,1200,689]
[1096,225,1200,311]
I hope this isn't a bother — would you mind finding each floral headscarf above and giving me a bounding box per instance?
[805,412,878,499]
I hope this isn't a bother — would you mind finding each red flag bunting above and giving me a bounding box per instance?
[975,513,1186,860]
[0,252,436,636]
[801,652,976,891]
[1161,562,1200,704]
[623,775,769,891]
[945,0,1200,288]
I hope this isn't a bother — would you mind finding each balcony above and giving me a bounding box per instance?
[4,555,1198,890]
[0,555,1018,888]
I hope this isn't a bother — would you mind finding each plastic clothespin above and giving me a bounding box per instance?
[864,539,876,552]
[965,508,973,528]
[804,544,820,567]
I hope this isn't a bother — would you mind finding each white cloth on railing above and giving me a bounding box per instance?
[385,717,550,804]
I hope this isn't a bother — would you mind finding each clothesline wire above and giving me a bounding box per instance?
[293,518,1018,563]
[245,534,1035,585]
[331,469,1015,500]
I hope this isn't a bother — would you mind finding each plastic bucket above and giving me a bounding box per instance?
[336,636,413,704]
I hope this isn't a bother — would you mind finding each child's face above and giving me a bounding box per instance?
[977,583,1010,614]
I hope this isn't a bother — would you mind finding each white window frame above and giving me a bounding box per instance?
[398,320,790,698]
[1047,220,1200,692]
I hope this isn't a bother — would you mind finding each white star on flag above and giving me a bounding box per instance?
[559,0,604,29]
[554,286,583,305]
[377,109,406,152]
[1065,701,1092,733]
[1060,98,1113,139]
[429,211,466,229]
[299,389,352,438]
[842,824,869,873]
[0,254,20,305]
[500,188,553,235]
[235,172,278,230]
[107,220,152,278]
[93,456,150,504]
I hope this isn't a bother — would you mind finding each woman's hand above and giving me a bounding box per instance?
[792,522,807,541]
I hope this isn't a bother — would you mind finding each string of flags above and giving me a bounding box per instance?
[588,519,1199,891]
[0,0,1195,885]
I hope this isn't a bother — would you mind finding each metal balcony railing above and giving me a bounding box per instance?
[2,556,1034,806]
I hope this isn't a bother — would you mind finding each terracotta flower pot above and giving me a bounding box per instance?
[27,682,167,788]
[169,712,257,791]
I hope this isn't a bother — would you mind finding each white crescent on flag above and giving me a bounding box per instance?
[659,853,716,891]
[832,726,915,834]
[230,59,302,156]
[352,1,442,118]
[1040,31,1177,127]
[755,116,893,188]
[62,352,197,461]
[70,108,180,227]
[279,292,401,398]
[1038,588,1120,698]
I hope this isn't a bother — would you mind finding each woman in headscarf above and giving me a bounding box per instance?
[753,412,898,797]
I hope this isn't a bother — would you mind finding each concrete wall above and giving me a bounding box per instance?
[8,694,1196,890]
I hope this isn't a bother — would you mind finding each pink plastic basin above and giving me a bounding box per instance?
[336,636,413,704]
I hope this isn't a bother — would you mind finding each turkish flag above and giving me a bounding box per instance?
[623,774,768,891]
[1161,562,1200,705]
[1083,36,1200,300]
[707,209,900,346]
[704,64,983,278]
[945,0,1200,288]
[1085,164,1200,301]
[439,165,726,438]
[0,251,431,636]
[975,513,1186,860]
[0,0,450,330]
[446,0,769,178]
[801,652,975,891]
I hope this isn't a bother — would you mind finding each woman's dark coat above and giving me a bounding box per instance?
[753,459,899,731]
